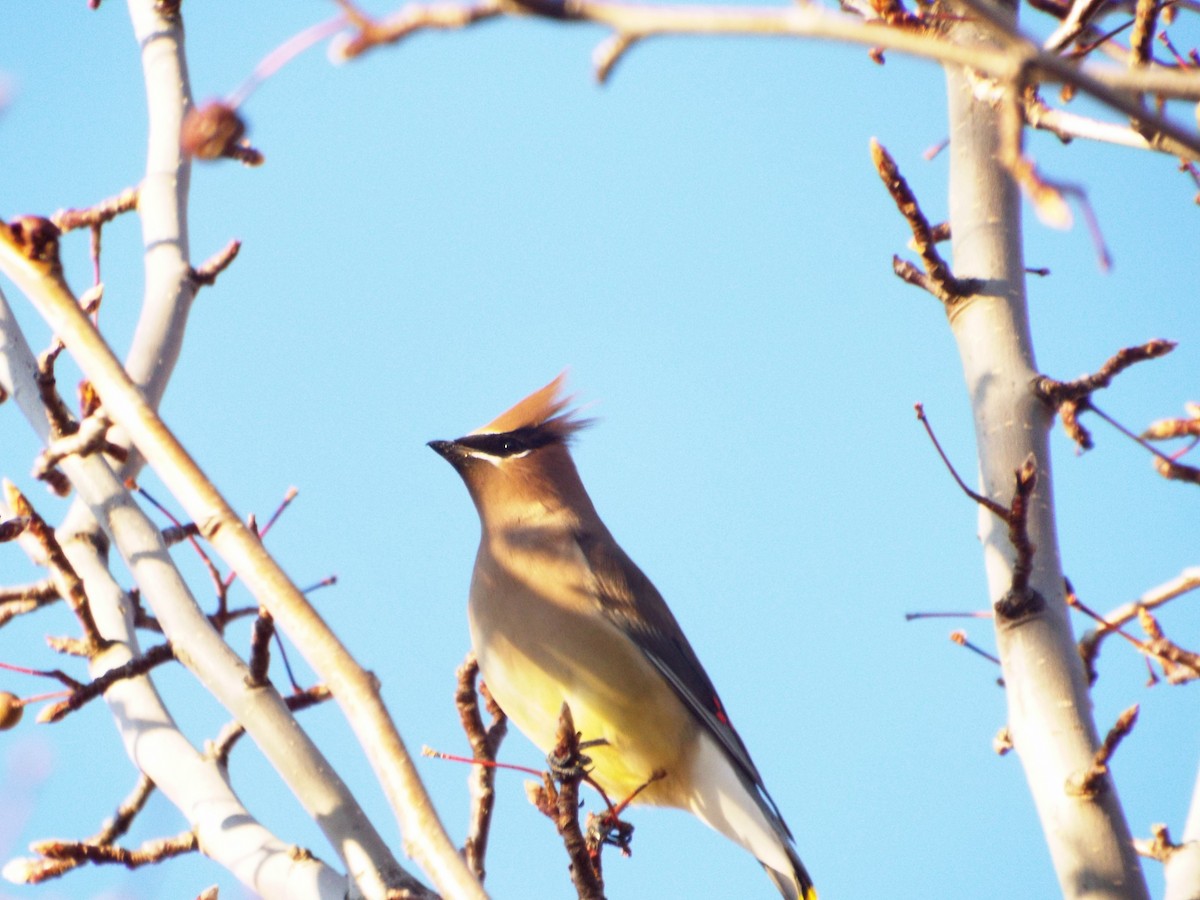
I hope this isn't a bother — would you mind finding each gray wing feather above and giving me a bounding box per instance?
[573,527,793,835]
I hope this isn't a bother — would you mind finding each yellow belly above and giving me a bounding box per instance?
[469,556,696,805]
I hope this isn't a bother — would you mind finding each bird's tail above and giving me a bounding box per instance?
[763,841,817,900]
[686,732,817,900]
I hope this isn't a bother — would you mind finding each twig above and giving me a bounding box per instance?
[950,630,1002,665]
[455,653,508,882]
[0,578,59,626]
[132,481,230,618]
[1134,823,1180,861]
[1087,400,1200,486]
[339,0,1200,157]
[3,482,105,654]
[1088,567,1200,639]
[953,0,1200,154]
[1034,338,1176,450]
[527,703,606,900]
[594,32,640,83]
[914,404,1007,517]
[33,414,128,483]
[51,188,140,234]
[1069,580,1200,683]
[1152,454,1200,484]
[160,522,201,547]
[247,608,274,686]
[1024,89,1200,159]
[38,643,175,724]
[1005,457,1037,595]
[871,139,979,305]
[1158,30,1200,69]
[227,14,349,108]
[189,239,241,287]
[1143,402,1200,441]
[333,0,505,58]
[35,344,78,442]
[915,406,1044,621]
[33,830,198,868]
[1008,155,1112,266]
[51,188,139,286]
[1065,705,1139,797]
[1137,606,1200,683]
[7,774,158,883]
[1080,566,1200,681]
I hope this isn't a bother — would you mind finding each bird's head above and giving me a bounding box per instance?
[429,373,594,524]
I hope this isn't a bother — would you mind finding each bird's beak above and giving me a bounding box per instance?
[428,439,472,471]
[427,439,455,460]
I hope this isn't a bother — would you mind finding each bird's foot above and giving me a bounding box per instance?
[547,736,607,781]
[583,768,666,858]
[586,808,635,857]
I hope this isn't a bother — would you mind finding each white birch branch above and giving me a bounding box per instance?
[942,7,1149,898]
[0,5,418,896]
[120,0,196,432]
[0,287,352,899]
[0,235,485,900]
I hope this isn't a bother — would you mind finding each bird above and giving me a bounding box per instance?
[429,374,816,900]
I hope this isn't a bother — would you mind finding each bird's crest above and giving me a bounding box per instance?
[472,372,591,441]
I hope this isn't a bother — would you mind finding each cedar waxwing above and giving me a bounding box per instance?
[429,375,816,900]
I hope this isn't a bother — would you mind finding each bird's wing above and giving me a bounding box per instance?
[573,527,792,835]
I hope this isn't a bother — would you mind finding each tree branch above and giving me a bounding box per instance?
[0,223,477,900]
[455,652,508,882]
[942,5,1149,893]
[0,285,403,899]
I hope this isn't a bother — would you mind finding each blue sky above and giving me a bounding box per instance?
[1,3,1198,899]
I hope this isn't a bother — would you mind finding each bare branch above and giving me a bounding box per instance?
[0,225,477,900]
[526,703,607,900]
[333,0,504,57]
[950,629,1003,666]
[873,139,979,304]
[1129,0,1161,66]
[0,578,59,626]
[1138,607,1200,683]
[33,414,128,483]
[209,684,334,769]
[7,775,157,883]
[51,188,139,235]
[189,239,242,287]
[3,481,105,653]
[455,653,508,882]
[33,830,198,869]
[1035,338,1176,449]
[1044,0,1106,51]
[994,456,1044,621]
[1153,455,1200,484]
[1066,705,1139,797]
[38,643,176,724]
[1078,567,1200,676]
[1024,90,1200,159]
[1134,823,1180,862]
